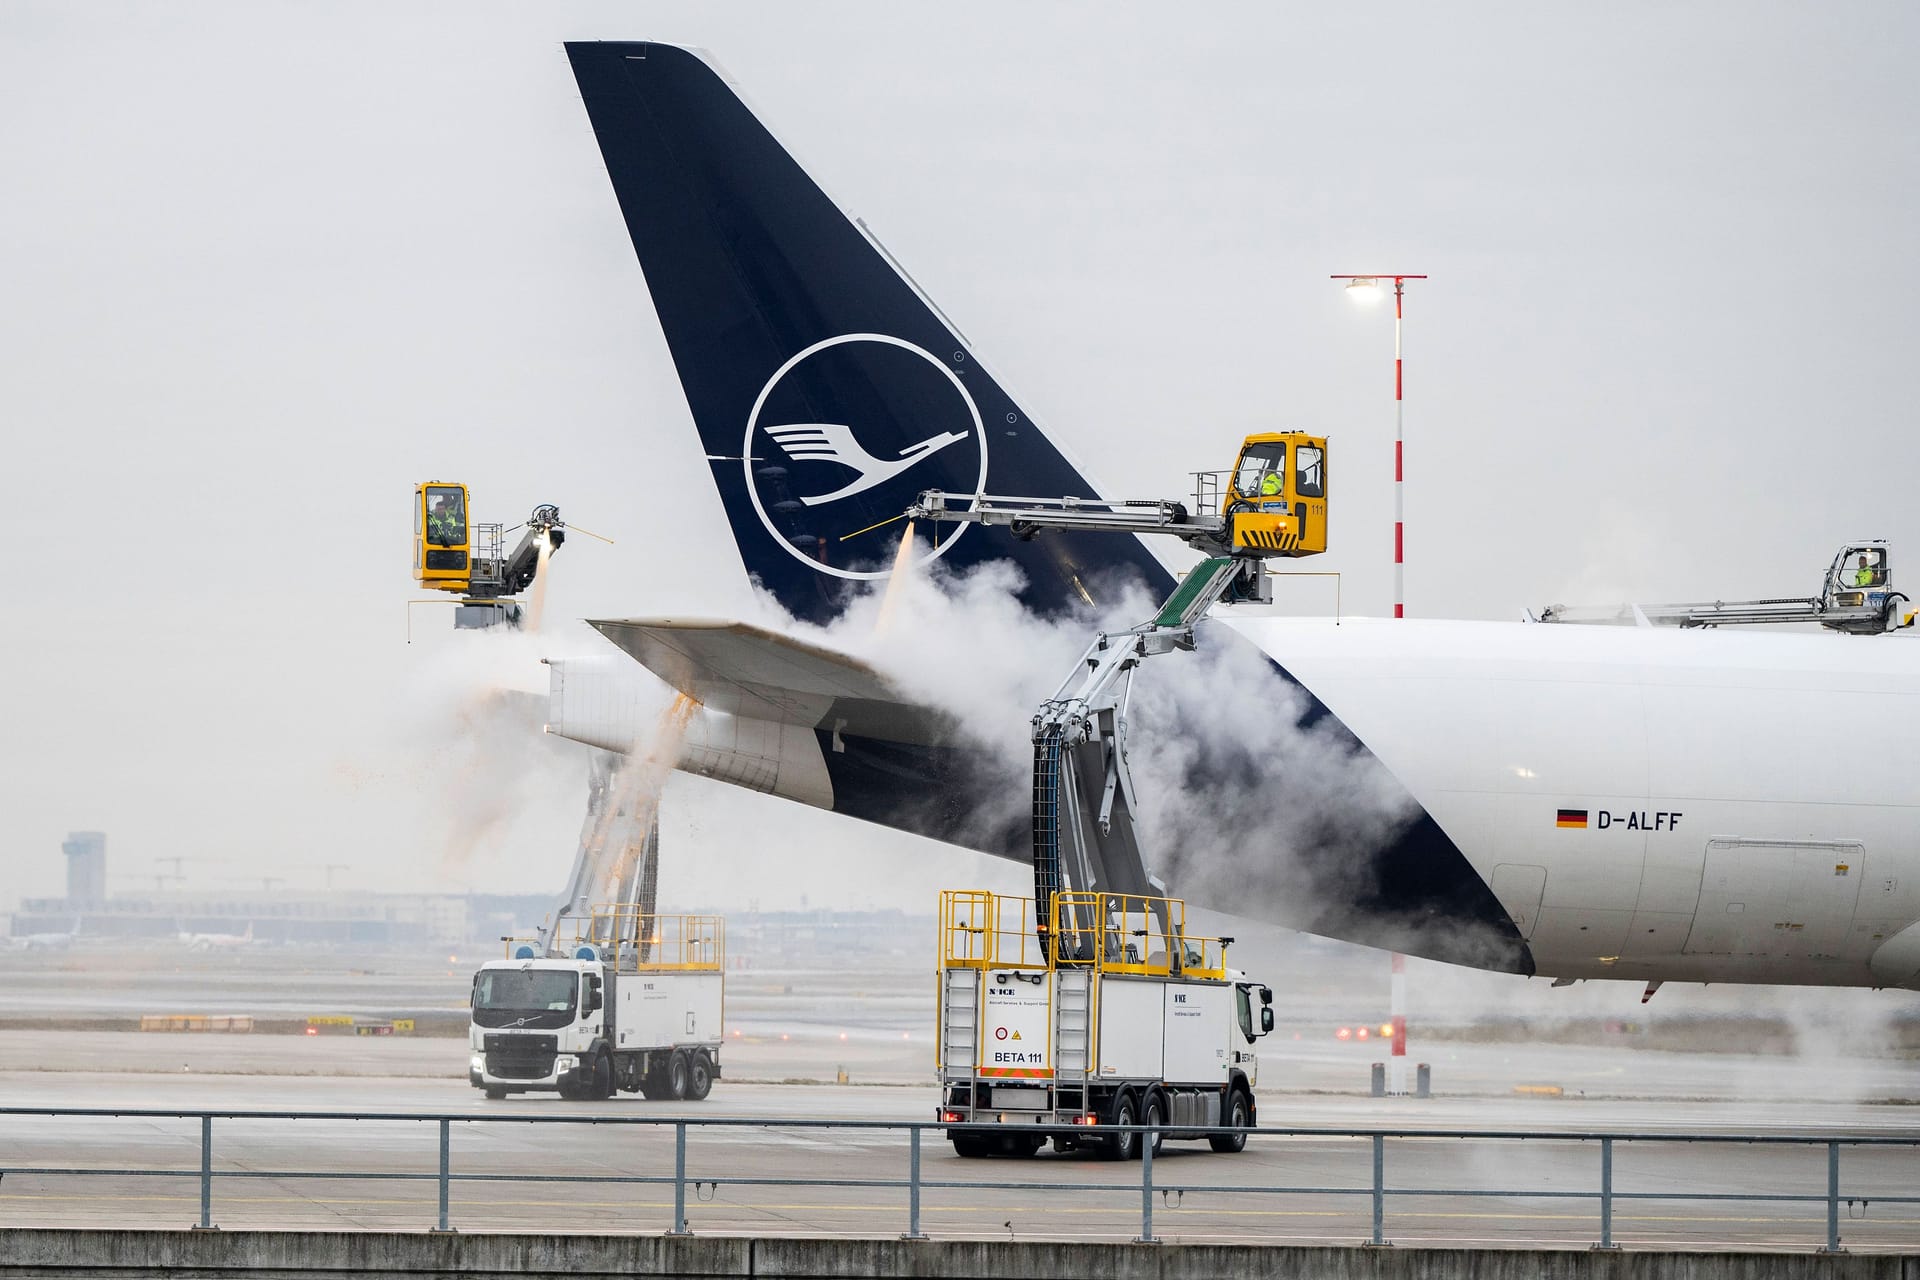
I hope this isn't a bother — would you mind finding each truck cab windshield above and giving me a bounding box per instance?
[472,969,579,1029]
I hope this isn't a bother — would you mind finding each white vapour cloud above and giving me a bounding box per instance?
[722,548,1433,944]
[1125,619,1422,916]
[347,625,607,893]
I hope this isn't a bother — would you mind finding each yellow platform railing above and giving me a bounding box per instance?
[504,908,724,971]
[938,889,1044,969]
[940,889,1228,979]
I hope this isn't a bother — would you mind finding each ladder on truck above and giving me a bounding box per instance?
[912,470,1319,955]
[939,967,981,1100]
[1051,968,1093,1114]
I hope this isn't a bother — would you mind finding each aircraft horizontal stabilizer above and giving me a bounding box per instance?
[587,618,945,745]
[548,620,1023,859]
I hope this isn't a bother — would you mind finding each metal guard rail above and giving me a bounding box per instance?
[2,1106,1916,1251]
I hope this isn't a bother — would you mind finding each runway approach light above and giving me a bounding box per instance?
[1345,276,1384,305]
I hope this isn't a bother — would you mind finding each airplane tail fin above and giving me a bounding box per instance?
[565,42,1172,625]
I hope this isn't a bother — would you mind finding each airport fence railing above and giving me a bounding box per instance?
[1,1105,1916,1251]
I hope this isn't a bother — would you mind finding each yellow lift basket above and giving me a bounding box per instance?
[503,909,725,972]
[938,889,1228,980]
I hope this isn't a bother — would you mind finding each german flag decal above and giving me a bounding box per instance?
[1556,808,1589,829]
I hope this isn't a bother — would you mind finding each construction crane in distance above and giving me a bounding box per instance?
[296,863,353,891]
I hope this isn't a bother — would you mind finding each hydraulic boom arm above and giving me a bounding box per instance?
[909,431,1330,959]
[1536,540,1914,636]
[913,484,1295,956]
[1029,557,1264,950]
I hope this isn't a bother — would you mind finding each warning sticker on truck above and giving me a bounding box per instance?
[979,978,1050,1077]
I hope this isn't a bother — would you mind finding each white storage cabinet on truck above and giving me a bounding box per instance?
[470,910,724,1101]
[936,890,1273,1159]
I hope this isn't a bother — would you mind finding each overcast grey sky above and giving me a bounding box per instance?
[4,2,1917,908]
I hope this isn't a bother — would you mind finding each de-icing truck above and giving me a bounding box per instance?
[936,889,1273,1159]
[469,906,724,1101]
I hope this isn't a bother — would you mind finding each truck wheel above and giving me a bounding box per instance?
[591,1052,614,1100]
[1105,1091,1138,1162]
[1141,1088,1167,1159]
[688,1049,714,1101]
[667,1049,691,1101]
[1209,1088,1251,1154]
[483,1086,507,1100]
[951,1133,992,1158]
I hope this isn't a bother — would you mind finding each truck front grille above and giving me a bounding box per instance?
[483,1033,558,1080]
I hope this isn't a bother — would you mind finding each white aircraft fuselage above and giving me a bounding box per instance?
[1242,616,1920,988]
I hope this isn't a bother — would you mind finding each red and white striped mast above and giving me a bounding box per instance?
[1331,274,1425,619]
[1334,272,1426,1097]
[1389,952,1408,1095]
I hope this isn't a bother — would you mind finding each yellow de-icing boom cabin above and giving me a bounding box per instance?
[1221,432,1328,557]
[412,483,580,630]
[414,482,473,590]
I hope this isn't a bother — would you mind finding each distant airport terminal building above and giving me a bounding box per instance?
[9,832,926,953]
[10,830,546,946]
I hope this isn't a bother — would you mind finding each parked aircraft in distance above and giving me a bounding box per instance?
[552,42,1920,994]
[179,922,254,952]
[9,919,81,951]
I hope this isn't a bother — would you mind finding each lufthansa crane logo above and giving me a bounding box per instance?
[763,422,969,506]
[744,334,988,581]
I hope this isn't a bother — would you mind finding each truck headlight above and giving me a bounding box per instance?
[555,1055,577,1073]
[470,1054,485,1073]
